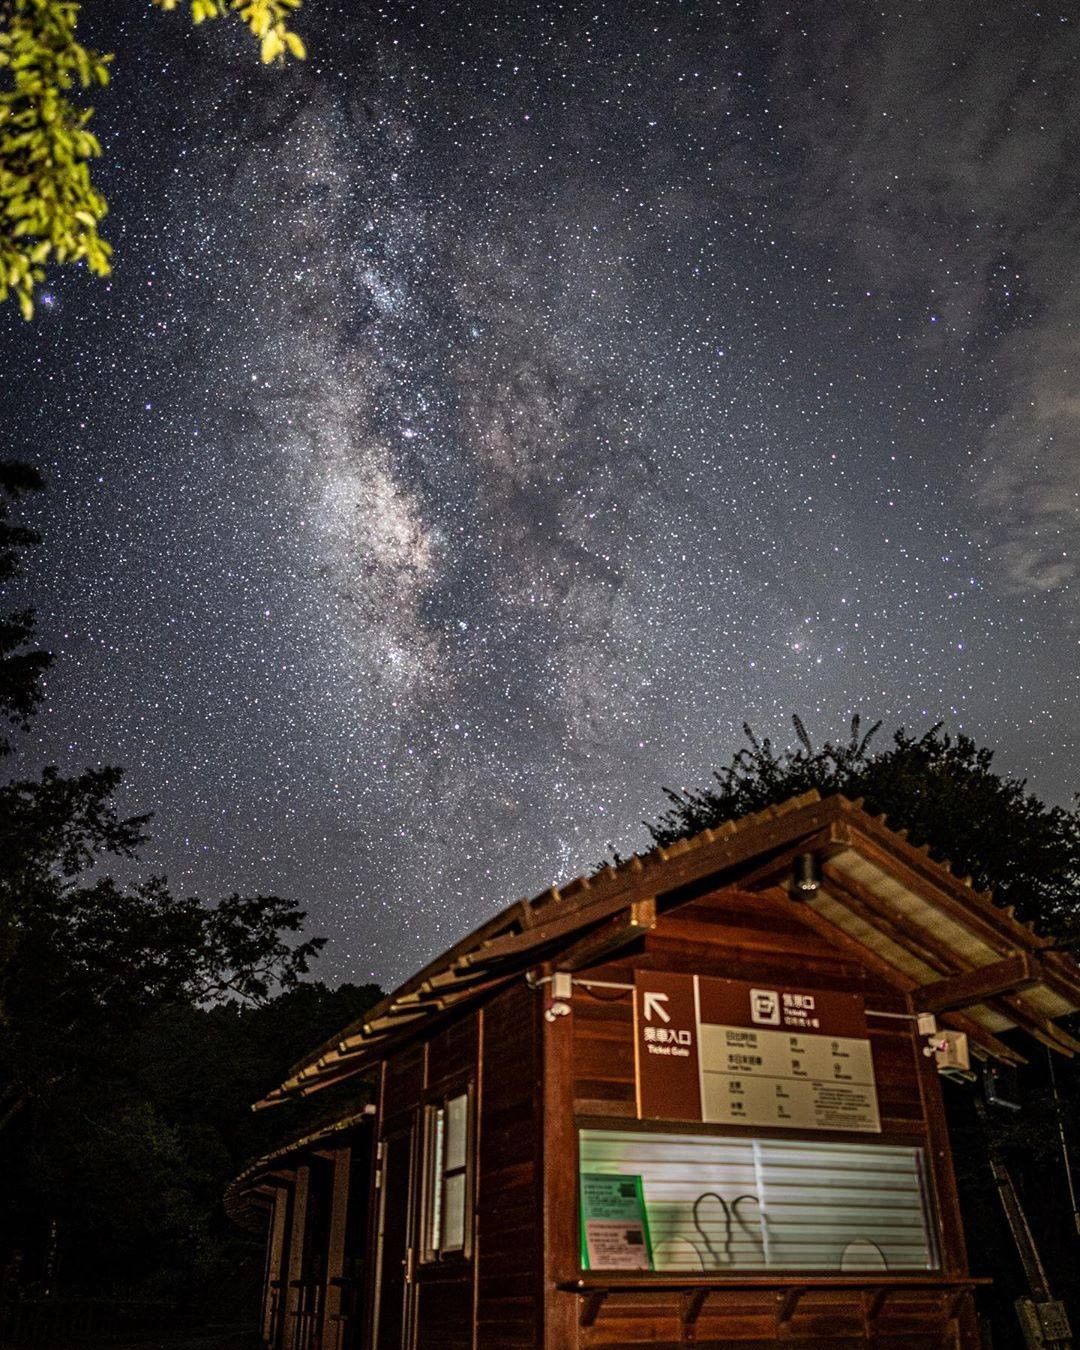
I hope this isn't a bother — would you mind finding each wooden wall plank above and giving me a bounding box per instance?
[476,982,542,1350]
[283,1164,310,1343]
[426,1009,481,1094]
[382,1043,424,1131]
[321,1147,350,1350]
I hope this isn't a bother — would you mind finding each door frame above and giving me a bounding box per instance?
[370,1121,419,1350]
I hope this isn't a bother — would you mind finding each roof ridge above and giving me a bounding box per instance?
[261,786,1080,1111]
[261,790,836,1104]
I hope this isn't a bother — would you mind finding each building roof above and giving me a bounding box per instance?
[224,1106,376,1226]
[253,790,1080,1109]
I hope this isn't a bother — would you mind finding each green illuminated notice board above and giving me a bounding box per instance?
[580,1172,653,1271]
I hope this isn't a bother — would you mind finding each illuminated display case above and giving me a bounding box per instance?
[578,1127,939,1273]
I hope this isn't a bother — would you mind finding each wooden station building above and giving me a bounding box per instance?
[227,790,1080,1349]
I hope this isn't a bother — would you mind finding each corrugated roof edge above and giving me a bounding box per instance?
[224,1105,376,1228]
[252,789,1080,1109]
[255,789,826,1106]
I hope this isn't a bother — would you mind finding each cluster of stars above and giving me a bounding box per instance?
[3,0,1080,987]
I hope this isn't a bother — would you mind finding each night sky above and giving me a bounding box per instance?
[4,1,1079,988]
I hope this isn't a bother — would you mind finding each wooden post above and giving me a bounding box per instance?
[284,1164,310,1348]
[321,1147,351,1350]
[263,1187,290,1347]
[471,1007,483,1350]
[541,964,578,1350]
[910,1008,972,1285]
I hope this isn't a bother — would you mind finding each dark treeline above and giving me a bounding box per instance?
[3,982,381,1307]
[0,462,383,1324]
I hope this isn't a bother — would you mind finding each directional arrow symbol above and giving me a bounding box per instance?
[643,991,671,1023]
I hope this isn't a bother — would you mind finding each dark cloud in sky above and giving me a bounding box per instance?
[767,0,1080,591]
[5,0,1080,985]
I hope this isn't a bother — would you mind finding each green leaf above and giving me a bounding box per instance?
[259,28,283,61]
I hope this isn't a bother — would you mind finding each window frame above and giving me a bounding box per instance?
[575,1123,941,1277]
[420,1083,474,1264]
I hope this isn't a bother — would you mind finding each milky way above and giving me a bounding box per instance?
[4,1,1080,985]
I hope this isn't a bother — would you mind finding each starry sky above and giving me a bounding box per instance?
[4,0,1080,988]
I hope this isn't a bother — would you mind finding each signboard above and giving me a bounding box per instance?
[579,1173,652,1270]
[634,972,880,1133]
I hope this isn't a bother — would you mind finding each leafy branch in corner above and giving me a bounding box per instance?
[0,0,305,319]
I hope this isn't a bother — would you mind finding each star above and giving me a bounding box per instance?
[3,0,1078,987]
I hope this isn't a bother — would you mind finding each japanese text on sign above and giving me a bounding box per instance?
[634,973,881,1133]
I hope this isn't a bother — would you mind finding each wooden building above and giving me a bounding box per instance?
[227,790,1080,1349]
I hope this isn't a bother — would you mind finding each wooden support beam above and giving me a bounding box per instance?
[865,1287,890,1323]
[251,1091,287,1112]
[777,1287,805,1328]
[999,1007,1080,1056]
[262,1186,290,1348]
[366,1006,432,1030]
[822,864,958,977]
[296,1066,370,1097]
[848,830,1050,955]
[682,1287,709,1327]
[554,898,657,972]
[1039,948,1080,1005]
[913,954,1042,1013]
[771,888,1026,1064]
[458,900,616,969]
[283,1164,310,1337]
[820,866,1068,1053]
[338,1006,430,1051]
[419,964,499,993]
[580,1291,606,1329]
[321,1147,351,1350]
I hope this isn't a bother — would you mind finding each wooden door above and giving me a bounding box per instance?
[372,1127,416,1350]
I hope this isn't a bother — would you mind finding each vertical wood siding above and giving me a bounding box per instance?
[476,982,542,1350]
[555,885,976,1349]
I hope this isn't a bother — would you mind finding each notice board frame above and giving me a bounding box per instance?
[573,1117,944,1278]
[633,970,883,1134]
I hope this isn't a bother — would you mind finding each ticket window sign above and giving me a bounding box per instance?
[634,972,881,1133]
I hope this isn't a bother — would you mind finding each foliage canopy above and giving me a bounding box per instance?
[0,462,379,1302]
[0,462,50,743]
[0,0,305,319]
[646,714,1080,942]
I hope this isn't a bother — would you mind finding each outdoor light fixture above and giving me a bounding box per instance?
[791,852,820,898]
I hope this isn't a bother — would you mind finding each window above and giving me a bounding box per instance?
[423,1090,471,1259]
[579,1128,938,1273]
